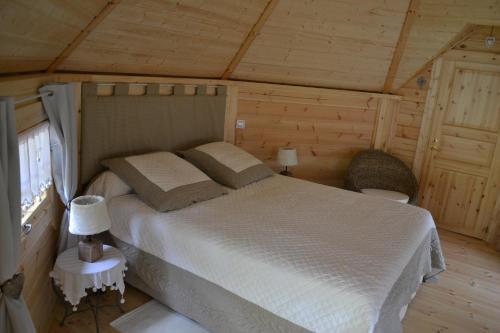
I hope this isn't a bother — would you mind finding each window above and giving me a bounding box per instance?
[19,122,52,224]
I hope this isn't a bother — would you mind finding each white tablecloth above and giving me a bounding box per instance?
[50,245,127,308]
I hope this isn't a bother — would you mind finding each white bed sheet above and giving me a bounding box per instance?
[104,175,438,333]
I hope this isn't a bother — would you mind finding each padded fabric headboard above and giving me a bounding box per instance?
[80,83,226,185]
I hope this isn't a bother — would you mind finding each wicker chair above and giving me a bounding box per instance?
[345,149,419,204]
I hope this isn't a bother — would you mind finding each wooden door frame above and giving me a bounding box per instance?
[417,59,455,204]
[482,121,500,242]
[416,55,500,241]
[412,58,443,182]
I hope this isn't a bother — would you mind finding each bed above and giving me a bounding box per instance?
[87,173,444,333]
[80,83,445,333]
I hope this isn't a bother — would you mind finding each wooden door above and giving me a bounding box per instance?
[420,60,500,239]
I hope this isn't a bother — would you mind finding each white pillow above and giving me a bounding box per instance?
[85,171,132,200]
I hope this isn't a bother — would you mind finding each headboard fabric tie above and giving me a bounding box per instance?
[146,83,160,95]
[114,83,129,95]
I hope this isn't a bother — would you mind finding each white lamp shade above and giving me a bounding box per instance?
[278,147,298,167]
[69,195,111,235]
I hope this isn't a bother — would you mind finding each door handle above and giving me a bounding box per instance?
[431,138,440,151]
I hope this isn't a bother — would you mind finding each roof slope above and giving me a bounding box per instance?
[58,0,269,77]
[1,0,499,93]
[0,0,107,73]
[230,0,409,92]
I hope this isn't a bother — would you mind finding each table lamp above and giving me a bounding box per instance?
[278,147,298,176]
[69,195,111,263]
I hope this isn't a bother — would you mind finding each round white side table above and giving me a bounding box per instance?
[50,245,127,332]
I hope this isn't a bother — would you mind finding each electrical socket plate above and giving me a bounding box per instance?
[236,119,245,129]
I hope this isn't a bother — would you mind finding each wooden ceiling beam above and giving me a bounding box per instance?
[397,23,478,91]
[46,0,121,73]
[221,0,279,80]
[383,0,420,93]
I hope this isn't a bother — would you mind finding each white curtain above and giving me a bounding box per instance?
[0,97,36,333]
[39,84,78,253]
[19,122,52,218]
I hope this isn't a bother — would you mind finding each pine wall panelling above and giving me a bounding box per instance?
[20,188,63,333]
[233,83,401,186]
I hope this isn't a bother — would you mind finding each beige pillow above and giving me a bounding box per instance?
[101,152,227,211]
[181,142,273,189]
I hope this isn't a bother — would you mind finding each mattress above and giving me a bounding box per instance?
[102,175,445,333]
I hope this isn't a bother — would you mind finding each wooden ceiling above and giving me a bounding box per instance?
[1,0,499,93]
[230,0,409,92]
[0,0,108,73]
[58,0,270,77]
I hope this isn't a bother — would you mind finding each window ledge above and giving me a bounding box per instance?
[21,186,54,237]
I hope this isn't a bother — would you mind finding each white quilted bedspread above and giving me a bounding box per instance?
[106,175,438,333]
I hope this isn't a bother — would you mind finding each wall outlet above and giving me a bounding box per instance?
[236,119,246,129]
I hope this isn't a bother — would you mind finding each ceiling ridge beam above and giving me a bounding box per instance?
[221,0,279,80]
[397,23,478,92]
[382,0,421,93]
[46,0,121,73]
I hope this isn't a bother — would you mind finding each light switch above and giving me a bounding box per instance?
[236,119,246,129]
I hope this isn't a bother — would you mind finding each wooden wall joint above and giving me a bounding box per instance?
[45,0,121,73]
[220,0,279,80]
[383,0,420,93]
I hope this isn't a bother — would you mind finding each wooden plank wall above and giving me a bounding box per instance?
[20,188,63,333]
[0,74,63,333]
[234,83,400,187]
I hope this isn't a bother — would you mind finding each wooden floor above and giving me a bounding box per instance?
[50,229,500,333]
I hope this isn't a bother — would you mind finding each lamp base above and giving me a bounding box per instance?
[279,170,293,177]
[78,237,103,263]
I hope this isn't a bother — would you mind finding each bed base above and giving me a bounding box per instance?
[111,230,442,333]
[113,236,310,333]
